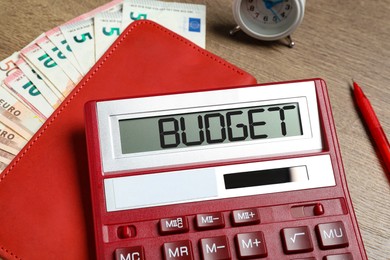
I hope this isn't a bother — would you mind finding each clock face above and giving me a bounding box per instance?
[233,0,304,40]
[245,0,294,26]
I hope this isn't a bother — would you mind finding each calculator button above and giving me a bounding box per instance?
[235,231,267,258]
[115,246,145,260]
[160,216,189,235]
[163,240,193,260]
[316,221,349,250]
[231,208,260,226]
[281,226,313,254]
[200,236,231,260]
[324,253,353,260]
[196,212,225,230]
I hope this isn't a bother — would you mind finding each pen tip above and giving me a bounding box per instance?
[352,81,365,98]
[352,80,360,90]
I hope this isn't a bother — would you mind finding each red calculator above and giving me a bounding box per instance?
[85,79,367,259]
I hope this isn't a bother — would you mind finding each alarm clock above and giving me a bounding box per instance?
[230,0,306,47]
[84,79,367,259]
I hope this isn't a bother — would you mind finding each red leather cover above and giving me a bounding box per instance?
[0,20,257,260]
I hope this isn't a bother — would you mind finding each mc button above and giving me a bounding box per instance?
[115,246,145,260]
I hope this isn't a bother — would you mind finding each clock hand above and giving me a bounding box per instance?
[263,0,284,9]
[263,0,282,22]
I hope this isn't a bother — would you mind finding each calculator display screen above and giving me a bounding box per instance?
[118,102,302,154]
[97,81,322,173]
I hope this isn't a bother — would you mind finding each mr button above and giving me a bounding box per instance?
[163,240,194,260]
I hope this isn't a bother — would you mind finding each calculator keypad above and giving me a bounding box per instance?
[113,208,353,259]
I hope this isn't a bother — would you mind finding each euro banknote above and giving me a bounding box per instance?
[0,0,206,173]
[94,11,122,60]
[16,54,64,107]
[0,84,44,140]
[122,0,206,48]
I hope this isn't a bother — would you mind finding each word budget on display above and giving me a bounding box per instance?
[0,0,206,173]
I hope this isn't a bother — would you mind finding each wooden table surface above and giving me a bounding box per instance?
[0,0,389,259]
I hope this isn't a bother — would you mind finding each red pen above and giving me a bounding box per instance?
[353,81,390,173]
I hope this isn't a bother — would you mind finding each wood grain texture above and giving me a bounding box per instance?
[0,0,389,259]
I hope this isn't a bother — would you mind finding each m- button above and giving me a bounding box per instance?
[200,236,231,260]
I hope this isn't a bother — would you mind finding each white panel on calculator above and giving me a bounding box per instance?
[104,154,335,212]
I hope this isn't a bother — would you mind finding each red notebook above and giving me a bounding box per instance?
[0,20,256,259]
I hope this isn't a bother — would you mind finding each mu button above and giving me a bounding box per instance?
[316,221,349,250]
